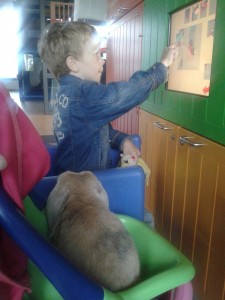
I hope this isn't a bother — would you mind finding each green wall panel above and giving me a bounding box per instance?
[141,0,225,145]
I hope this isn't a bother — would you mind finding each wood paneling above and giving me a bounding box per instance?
[139,110,225,300]
[106,2,143,134]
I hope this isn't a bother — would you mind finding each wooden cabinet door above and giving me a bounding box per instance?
[172,128,225,300]
[139,110,178,234]
[139,111,157,212]
[106,2,143,134]
[139,111,225,300]
[153,118,178,238]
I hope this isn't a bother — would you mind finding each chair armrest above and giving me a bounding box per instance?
[0,188,104,300]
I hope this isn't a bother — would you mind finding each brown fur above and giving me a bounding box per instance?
[46,171,140,292]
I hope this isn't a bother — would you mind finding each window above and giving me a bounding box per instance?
[0,6,20,78]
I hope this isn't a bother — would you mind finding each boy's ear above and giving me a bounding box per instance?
[66,55,79,72]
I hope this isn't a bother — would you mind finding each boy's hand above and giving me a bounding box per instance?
[161,45,178,67]
[122,139,140,158]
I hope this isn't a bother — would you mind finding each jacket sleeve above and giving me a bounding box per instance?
[82,63,168,127]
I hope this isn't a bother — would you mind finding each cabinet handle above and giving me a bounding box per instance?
[179,136,206,147]
[154,122,173,130]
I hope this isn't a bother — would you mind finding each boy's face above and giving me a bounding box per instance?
[73,35,105,83]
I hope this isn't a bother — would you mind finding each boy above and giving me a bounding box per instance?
[38,21,177,173]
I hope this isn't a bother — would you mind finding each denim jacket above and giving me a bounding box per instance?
[53,62,167,173]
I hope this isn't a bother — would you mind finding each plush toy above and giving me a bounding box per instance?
[119,154,138,166]
[119,154,151,186]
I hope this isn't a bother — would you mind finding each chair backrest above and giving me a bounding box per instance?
[0,151,195,300]
[0,166,146,300]
[29,166,145,220]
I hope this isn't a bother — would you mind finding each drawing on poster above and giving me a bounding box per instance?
[176,25,202,70]
[200,0,208,18]
[167,0,217,96]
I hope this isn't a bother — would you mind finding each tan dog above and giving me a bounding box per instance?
[46,171,140,292]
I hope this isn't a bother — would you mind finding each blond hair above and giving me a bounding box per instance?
[38,21,97,79]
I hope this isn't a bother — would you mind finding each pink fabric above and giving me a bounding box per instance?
[0,82,50,210]
[159,282,193,300]
[172,282,193,300]
[0,231,31,300]
[0,82,50,300]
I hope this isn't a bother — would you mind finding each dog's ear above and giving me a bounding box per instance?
[46,184,70,231]
[49,200,65,241]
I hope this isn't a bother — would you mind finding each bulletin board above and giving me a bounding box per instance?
[167,0,217,96]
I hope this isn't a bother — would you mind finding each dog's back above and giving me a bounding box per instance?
[46,171,140,292]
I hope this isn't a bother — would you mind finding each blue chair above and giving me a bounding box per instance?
[0,166,195,300]
[44,134,142,176]
[0,82,195,299]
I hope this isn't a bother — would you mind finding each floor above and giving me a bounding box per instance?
[10,91,54,137]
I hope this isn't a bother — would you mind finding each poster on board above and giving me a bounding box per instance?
[167,0,217,96]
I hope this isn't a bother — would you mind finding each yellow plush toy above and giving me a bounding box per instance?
[119,154,151,186]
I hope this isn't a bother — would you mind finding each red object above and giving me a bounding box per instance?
[0,82,50,300]
[203,86,210,94]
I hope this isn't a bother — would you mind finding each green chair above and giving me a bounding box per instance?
[0,167,194,300]
[20,170,194,300]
